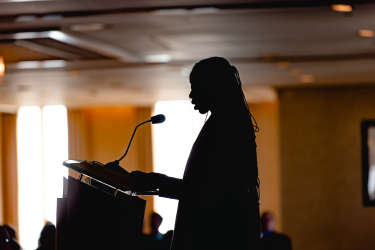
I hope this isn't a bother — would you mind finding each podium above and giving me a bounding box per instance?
[57,160,152,250]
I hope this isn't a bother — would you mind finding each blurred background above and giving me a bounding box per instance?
[1,1,375,250]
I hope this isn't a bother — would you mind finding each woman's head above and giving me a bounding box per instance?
[190,57,260,201]
[189,57,243,114]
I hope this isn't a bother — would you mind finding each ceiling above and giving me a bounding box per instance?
[2,1,375,109]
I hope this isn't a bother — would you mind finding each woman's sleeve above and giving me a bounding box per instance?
[158,175,183,200]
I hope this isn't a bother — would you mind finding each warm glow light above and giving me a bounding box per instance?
[331,4,352,12]
[0,56,4,77]
[276,61,290,69]
[153,100,206,233]
[42,105,69,225]
[300,74,315,83]
[358,30,375,37]
[17,106,44,250]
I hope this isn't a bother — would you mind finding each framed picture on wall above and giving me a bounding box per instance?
[361,120,375,206]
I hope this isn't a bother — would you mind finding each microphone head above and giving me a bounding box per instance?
[151,114,166,124]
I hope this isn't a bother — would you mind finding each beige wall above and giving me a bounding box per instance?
[249,102,282,231]
[67,107,154,233]
[278,86,375,250]
[0,114,19,236]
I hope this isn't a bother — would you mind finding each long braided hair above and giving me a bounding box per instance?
[190,57,260,202]
[231,64,260,201]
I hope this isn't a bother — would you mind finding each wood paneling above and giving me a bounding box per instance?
[0,113,19,237]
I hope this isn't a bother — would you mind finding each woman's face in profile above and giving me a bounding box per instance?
[189,81,210,114]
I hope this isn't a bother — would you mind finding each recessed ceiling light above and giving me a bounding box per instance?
[358,30,374,37]
[331,4,353,12]
[300,74,315,83]
[70,23,105,32]
[144,54,171,63]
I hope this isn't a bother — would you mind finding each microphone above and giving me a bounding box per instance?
[104,114,165,174]
[151,114,165,124]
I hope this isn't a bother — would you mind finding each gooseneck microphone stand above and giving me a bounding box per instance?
[99,114,166,175]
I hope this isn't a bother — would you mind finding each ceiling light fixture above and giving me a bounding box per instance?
[358,30,374,37]
[15,60,67,69]
[331,4,353,12]
[144,54,171,63]
[0,56,4,77]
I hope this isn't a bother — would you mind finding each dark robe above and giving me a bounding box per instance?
[261,232,292,250]
[159,111,262,250]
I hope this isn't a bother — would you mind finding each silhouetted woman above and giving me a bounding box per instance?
[129,57,262,250]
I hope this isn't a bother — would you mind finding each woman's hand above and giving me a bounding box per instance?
[127,171,164,190]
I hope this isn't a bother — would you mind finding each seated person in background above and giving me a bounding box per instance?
[261,212,292,250]
[3,225,20,250]
[161,230,174,250]
[0,226,11,250]
[149,213,164,242]
[36,222,55,250]
[141,213,164,250]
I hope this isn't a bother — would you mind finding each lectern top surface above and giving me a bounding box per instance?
[65,160,83,164]
[63,160,133,192]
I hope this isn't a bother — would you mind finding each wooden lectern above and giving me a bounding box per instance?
[57,160,154,250]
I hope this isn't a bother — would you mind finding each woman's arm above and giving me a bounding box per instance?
[158,175,183,200]
[127,171,183,200]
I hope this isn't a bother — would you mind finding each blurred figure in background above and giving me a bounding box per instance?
[149,213,163,242]
[0,226,11,250]
[161,230,173,250]
[36,222,55,250]
[3,225,20,250]
[141,212,164,250]
[261,212,292,250]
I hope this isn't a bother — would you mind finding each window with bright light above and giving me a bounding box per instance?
[153,100,207,233]
[17,105,68,250]
[42,105,69,224]
[17,106,44,250]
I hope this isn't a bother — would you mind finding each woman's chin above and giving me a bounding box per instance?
[199,109,209,114]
